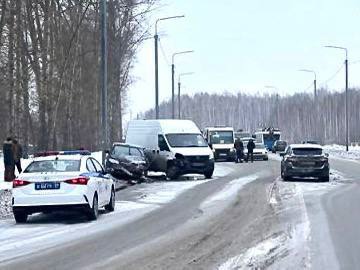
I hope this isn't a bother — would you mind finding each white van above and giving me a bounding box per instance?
[125,120,215,179]
[203,127,235,161]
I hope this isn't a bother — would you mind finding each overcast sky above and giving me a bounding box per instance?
[127,0,360,119]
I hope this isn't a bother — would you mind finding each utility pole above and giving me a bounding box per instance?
[154,15,184,119]
[345,57,349,151]
[154,32,159,119]
[171,63,175,118]
[100,0,108,149]
[325,45,349,151]
[171,50,193,119]
[178,72,194,119]
[178,81,181,119]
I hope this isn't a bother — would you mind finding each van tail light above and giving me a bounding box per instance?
[65,176,90,185]
[13,179,31,188]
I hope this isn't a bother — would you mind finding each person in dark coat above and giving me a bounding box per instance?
[234,138,244,163]
[3,137,15,182]
[12,138,23,174]
[246,139,256,163]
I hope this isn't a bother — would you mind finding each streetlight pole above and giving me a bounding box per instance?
[298,69,317,98]
[178,72,194,119]
[154,15,184,119]
[100,0,108,149]
[171,50,194,119]
[325,45,349,151]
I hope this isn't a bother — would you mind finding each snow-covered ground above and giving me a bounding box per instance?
[201,174,259,213]
[0,163,234,263]
[323,144,360,160]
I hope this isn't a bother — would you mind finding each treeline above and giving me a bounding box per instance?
[0,0,155,153]
[143,88,360,144]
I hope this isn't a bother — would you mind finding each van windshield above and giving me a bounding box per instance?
[209,131,234,144]
[166,134,208,148]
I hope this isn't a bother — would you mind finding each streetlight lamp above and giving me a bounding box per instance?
[178,72,194,119]
[154,15,185,119]
[324,45,349,151]
[298,69,317,98]
[171,50,194,119]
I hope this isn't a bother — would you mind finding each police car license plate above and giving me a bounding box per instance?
[35,182,60,190]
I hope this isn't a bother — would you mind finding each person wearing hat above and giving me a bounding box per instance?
[3,137,15,182]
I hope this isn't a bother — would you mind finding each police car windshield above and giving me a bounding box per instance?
[166,134,208,147]
[24,160,81,173]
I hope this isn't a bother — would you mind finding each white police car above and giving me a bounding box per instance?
[12,150,115,223]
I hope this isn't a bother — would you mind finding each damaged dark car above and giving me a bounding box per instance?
[105,143,149,180]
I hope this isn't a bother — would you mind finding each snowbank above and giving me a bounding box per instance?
[323,144,360,160]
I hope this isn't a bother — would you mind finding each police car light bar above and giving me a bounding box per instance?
[60,150,91,155]
[34,151,60,157]
[34,150,91,157]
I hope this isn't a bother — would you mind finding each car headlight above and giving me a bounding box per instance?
[108,158,119,164]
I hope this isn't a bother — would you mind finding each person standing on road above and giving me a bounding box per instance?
[246,139,255,163]
[3,137,15,182]
[12,138,23,174]
[234,138,244,163]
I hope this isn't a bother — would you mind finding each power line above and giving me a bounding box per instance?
[301,81,314,93]
[319,64,344,88]
[158,39,170,66]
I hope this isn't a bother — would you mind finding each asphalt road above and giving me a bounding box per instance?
[1,157,360,269]
[0,160,281,270]
[323,158,360,270]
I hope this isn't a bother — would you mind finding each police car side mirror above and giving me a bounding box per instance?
[279,152,286,157]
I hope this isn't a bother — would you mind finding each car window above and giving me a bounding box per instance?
[158,135,170,151]
[24,160,80,173]
[293,148,322,155]
[86,158,97,172]
[91,158,104,173]
[111,145,130,158]
[130,147,142,157]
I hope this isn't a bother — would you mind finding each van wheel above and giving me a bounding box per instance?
[166,166,178,180]
[14,211,28,223]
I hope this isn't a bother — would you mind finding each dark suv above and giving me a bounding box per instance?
[105,143,149,180]
[272,140,287,153]
[281,144,329,181]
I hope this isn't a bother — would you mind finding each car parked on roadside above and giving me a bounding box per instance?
[272,140,287,153]
[280,144,329,181]
[244,143,269,161]
[105,143,149,180]
[12,150,115,223]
